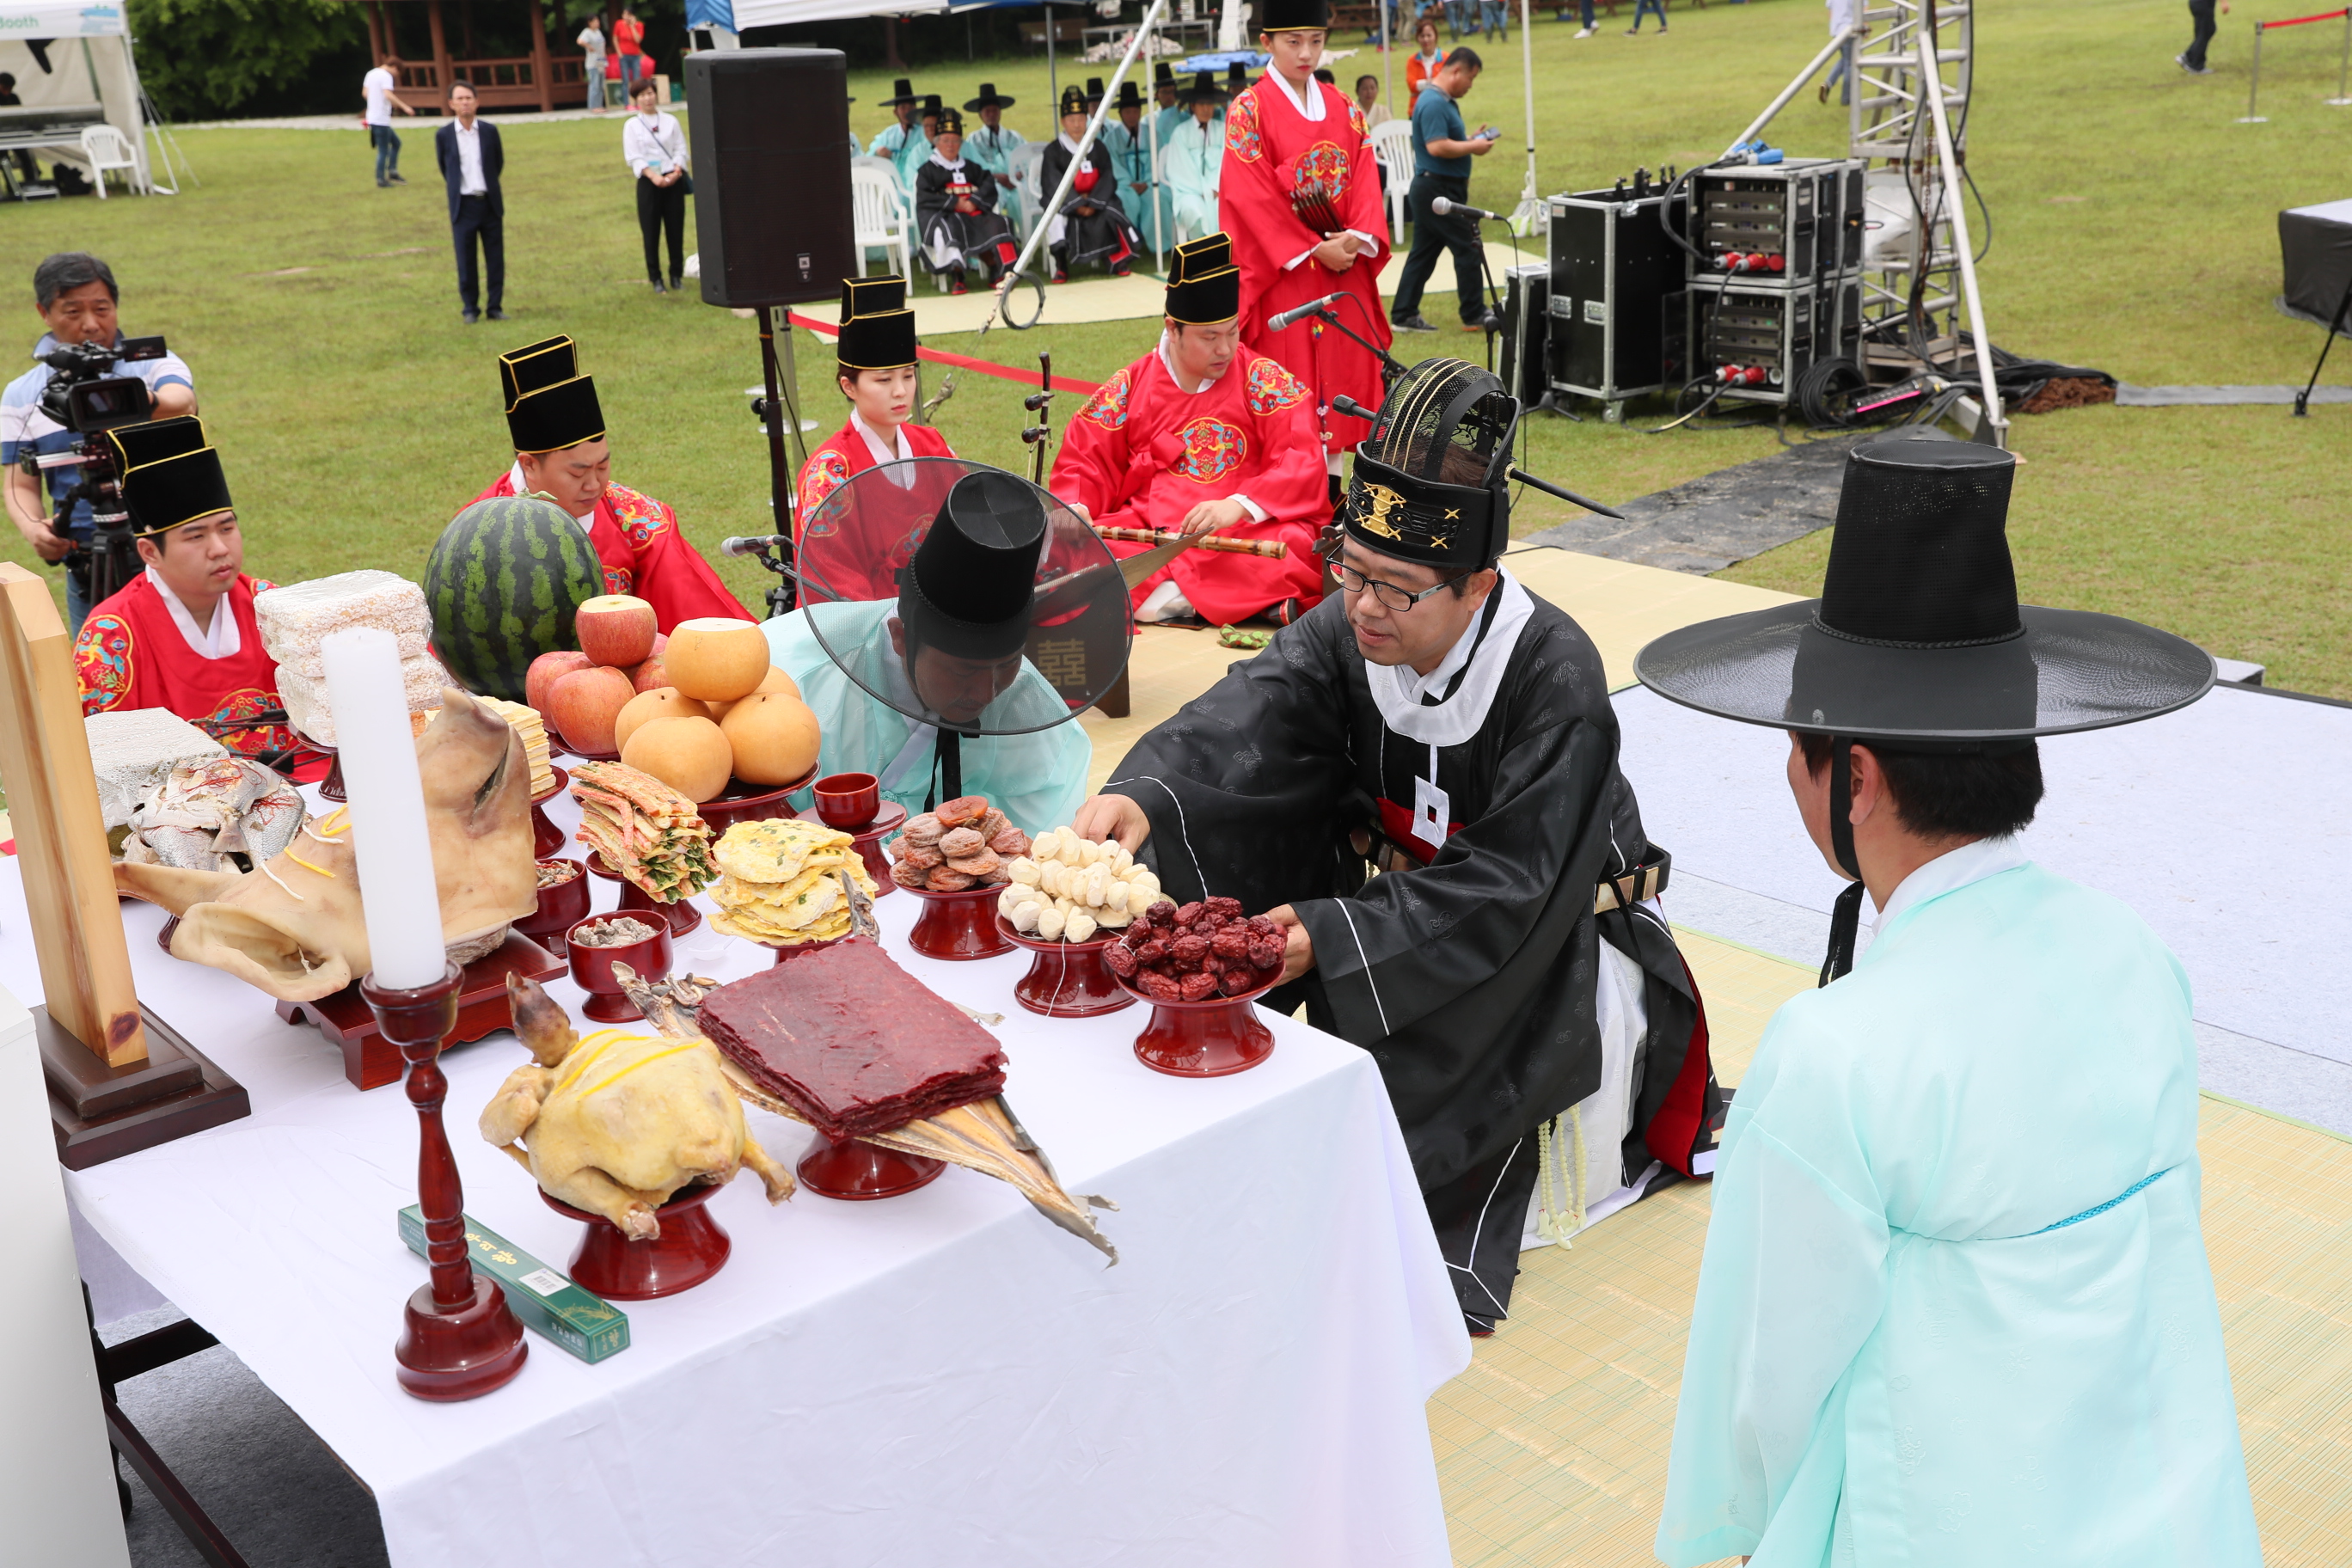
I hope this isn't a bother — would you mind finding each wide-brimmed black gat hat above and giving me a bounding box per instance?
[1180,69,1229,106]
[1259,0,1332,30]
[835,275,918,373]
[897,470,1047,663]
[1154,61,1176,88]
[965,82,1014,110]
[1343,357,1520,571]
[1165,233,1240,325]
[1634,436,2214,747]
[108,416,233,536]
[500,334,605,454]
[879,77,918,107]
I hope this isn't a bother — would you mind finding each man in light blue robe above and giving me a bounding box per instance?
[1151,64,1189,148]
[1161,73,1228,247]
[1101,82,1162,254]
[964,84,1029,237]
[1636,434,2260,1568]
[867,77,923,181]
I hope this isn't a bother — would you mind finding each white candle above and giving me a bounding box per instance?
[320,628,447,989]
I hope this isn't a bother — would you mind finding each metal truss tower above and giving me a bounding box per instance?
[1847,1,1979,382]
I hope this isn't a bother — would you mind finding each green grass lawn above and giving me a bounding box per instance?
[3,0,2347,692]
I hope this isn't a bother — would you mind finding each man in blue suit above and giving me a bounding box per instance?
[434,81,505,324]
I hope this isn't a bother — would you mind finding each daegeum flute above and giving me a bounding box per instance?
[1092,527,1288,559]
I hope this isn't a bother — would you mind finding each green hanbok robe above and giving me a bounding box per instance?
[1658,842,2262,1568]
[763,597,1090,836]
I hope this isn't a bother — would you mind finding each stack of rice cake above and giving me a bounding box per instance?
[698,941,1008,1142]
[253,571,447,745]
[708,818,879,946]
[480,696,554,796]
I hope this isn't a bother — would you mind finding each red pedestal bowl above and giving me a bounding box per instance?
[517,858,591,945]
[530,764,571,860]
[1120,971,1280,1077]
[542,1181,730,1300]
[996,916,1135,1018]
[566,912,673,1022]
[796,1132,945,1200]
[585,853,703,938]
[899,880,1015,960]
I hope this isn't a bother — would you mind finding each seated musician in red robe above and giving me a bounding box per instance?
[794,275,957,547]
[1219,0,1393,478]
[1050,234,1326,627]
[73,417,326,779]
[469,334,748,631]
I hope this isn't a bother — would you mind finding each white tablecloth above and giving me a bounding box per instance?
[18,793,1467,1568]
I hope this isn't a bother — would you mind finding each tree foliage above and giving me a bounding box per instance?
[129,0,371,120]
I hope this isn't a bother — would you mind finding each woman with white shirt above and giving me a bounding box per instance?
[793,276,959,556]
[622,79,689,293]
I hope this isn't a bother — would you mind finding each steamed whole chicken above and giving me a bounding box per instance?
[479,975,794,1239]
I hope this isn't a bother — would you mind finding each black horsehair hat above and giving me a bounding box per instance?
[1343,357,1520,573]
[1058,83,1088,118]
[835,275,917,374]
[1634,434,2214,749]
[1155,61,1176,87]
[964,82,1014,111]
[1259,0,1332,31]
[898,469,1047,662]
[1182,70,1229,106]
[920,94,943,119]
[499,334,605,455]
[1112,80,1146,111]
[879,77,918,107]
[1165,234,1240,327]
[108,416,232,537]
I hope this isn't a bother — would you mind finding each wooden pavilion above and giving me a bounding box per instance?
[352,0,593,114]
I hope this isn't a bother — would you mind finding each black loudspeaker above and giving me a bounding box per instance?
[687,49,854,308]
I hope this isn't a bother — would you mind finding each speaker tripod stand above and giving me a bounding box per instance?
[2292,264,2352,418]
[750,304,808,609]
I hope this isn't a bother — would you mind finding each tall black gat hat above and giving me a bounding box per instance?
[1634,432,2214,982]
[1154,61,1177,88]
[1180,69,1228,106]
[920,93,943,119]
[108,416,232,536]
[1259,0,1332,31]
[1111,79,1146,111]
[795,457,1134,732]
[499,334,605,455]
[1225,61,1252,89]
[1084,77,1106,107]
[879,77,919,107]
[1165,233,1240,325]
[1058,83,1089,118]
[835,275,918,372]
[1343,356,1520,571]
[965,82,1014,110]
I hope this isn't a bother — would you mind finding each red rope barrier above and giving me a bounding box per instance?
[2257,7,2349,28]
[787,312,1103,395]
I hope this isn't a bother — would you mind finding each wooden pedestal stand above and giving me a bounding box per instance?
[0,565,248,1168]
[366,965,527,1400]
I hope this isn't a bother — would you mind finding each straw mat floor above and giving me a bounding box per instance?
[1435,928,2352,1567]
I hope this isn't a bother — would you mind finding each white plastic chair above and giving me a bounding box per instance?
[79,125,138,199]
[1368,119,1413,242]
[1009,143,1044,228]
[850,162,913,280]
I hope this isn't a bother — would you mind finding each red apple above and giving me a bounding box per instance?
[628,654,670,694]
[574,593,658,668]
[525,649,593,716]
[548,665,637,756]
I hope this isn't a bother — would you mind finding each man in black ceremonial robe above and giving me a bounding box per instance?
[912,105,1018,294]
[1073,358,1721,1334]
[1038,83,1138,280]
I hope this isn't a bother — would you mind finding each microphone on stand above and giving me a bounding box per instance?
[1330,394,1378,421]
[1269,291,1345,331]
[1429,196,1504,222]
[720,535,789,558]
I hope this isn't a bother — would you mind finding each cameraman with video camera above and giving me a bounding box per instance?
[3,253,196,634]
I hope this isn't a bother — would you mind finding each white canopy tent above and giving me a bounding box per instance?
[0,2,156,193]
[731,0,948,27]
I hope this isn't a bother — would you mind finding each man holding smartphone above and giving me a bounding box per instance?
[1389,49,1498,335]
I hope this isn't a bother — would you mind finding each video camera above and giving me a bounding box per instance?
[17,334,169,607]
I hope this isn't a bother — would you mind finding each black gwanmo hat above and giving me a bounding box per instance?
[1259,0,1332,31]
[835,275,918,373]
[1342,356,1520,571]
[499,335,605,455]
[109,417,233,536]
[1164,233,1240,326]
[1633,432,2214,983]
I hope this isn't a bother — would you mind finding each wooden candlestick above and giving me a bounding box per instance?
[364,963,528,1401]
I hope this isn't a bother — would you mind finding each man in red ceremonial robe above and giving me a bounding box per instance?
[1220,0,1393,469]
[472,335,748,631]
[74,417,327,779]
[1050,234,1326,626]
[795,274,957,548]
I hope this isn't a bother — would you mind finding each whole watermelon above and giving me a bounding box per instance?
[425,495,603,702]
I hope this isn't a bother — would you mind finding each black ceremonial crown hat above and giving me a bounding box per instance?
[1259,0,1332,31]
[898,469,1047,662]
[1058,83,1088,117]
[500,335,605,454]
[1165,233,1240,325]
[879,77,918,107]
[1343,357,1519,571]
[836,275,918,372]
[936,104,965,136]
[107,416,233,536]
[965,82,1014,110]
[1634,434,2215,747]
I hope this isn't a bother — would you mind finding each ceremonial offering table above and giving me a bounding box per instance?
[16,790,1467,1568]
